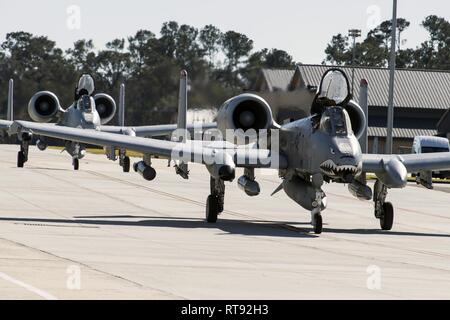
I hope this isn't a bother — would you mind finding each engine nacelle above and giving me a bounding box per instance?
[217,94,275,144]
[94,93,117,125]
[28,91,61,123]
[283,176,327,212]
[345,100,367,140]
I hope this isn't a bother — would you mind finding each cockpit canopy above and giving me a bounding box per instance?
[319,107,353,137]
[317,69,351,106]
[77,74,95,96]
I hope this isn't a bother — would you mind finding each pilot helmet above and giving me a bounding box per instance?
[77,74,95,96]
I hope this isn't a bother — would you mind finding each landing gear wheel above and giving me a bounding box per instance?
[380,202,394,231]
[206,195,219,223]
[73,158,80,171]
[17,151,25,168]
[123,156,130,173]
[313,214,323,234]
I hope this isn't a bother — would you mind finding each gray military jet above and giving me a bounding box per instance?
[11,68,450,234]
[3,71,214,171]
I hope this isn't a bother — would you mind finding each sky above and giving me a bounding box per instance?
[0,0,448,64]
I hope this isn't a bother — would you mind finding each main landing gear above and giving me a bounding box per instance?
[17,133,32,168]
[119,149,131,173]
[373,179,394,231]
[206,177,225,223]
[107,147,130,173]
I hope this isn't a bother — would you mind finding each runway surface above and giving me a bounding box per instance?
[0,145,450,300]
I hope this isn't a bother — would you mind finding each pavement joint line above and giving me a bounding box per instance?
[33,169,167,217]
[0,237,186,300]
[0,271,58,300]
[6,159,450,272]
[83,171,450,274]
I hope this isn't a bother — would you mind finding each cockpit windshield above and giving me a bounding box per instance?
[319,107,352,136]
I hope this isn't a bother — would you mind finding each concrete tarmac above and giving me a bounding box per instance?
[0,145,450,300]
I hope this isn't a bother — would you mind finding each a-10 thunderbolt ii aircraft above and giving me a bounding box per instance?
[2,71,212,172]
[10,68,450,234]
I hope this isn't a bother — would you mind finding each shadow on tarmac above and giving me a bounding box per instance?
[1,215,450,238]
[0,216,317,238]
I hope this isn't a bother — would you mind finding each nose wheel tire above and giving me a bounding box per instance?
[313,214,323,234]
[380,202,394,231]
[206,195,219,223]
[73,158,80,171]
[17,151,25,168]
[123,156,131,173]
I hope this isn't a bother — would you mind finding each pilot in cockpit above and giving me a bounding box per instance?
[74,74,96,114]
[75,74,95,100]
[319,107,353,137]
[311,69,352,116]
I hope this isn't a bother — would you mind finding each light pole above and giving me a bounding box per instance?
[348,29,361,95]
[386,0,398,154]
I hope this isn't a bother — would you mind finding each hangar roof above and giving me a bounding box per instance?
[257,65,450,110]
[368,127,438,139]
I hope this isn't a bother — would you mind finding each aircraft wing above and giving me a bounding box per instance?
[0,120,13,130]
[100,123,217,138]
[362,153,450,173]
[11,121,287,169]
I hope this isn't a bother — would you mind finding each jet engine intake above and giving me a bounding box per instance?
[217,94,275,144]
[28,91,61,123]
[94,94,117,125]
[345,100,367,140]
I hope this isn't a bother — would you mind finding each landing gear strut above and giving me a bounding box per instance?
[374,179,394,231]
[311,190,325,234]
[311,174,325,234]
[206,177,225,223]
[67,142,84,171]
[17,133,32,168]
[119,149,130,173]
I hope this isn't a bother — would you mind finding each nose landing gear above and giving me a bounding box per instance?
[67,142,85,171]
[72,158,79,171]
[311,190,325,234]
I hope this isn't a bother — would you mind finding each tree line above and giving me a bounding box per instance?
[0,23,295,125]
[324,15,450,70]
[1,16,448,126]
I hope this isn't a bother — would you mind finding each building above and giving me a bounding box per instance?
[438,108,450,140]
[253,65,450,154]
